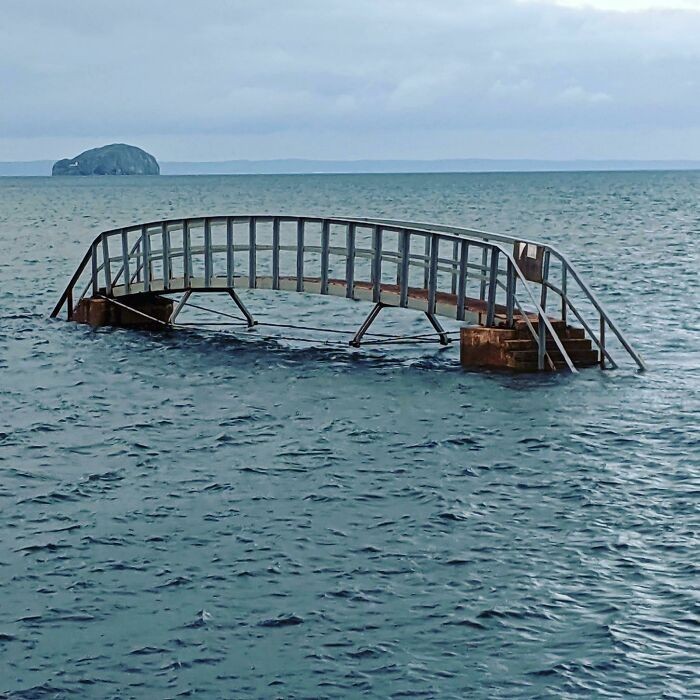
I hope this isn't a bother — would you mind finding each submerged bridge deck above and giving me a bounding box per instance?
[52,214,645,373]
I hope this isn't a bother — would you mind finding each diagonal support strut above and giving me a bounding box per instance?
[350,302,384,348]
[228,289,256,328]
[425,312,451,346]
[168,290,192,325]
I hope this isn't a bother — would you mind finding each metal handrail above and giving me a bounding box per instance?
[354,216,645,371]
[352,220,577,372]
[51,213,645,372]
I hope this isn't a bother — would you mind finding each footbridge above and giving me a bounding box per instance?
[51,214,645,373]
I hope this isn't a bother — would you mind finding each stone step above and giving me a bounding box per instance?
[460,325,598,372]
[512,323,586,341]
[514,318,567,332]
[504,338,593,353]
[509,348,600,367]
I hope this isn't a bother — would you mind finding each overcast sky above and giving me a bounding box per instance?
[2,0,699,161]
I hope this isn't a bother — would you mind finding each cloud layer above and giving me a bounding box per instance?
[2,0,699,159]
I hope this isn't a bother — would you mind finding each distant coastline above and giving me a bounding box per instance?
[2,158,700,177]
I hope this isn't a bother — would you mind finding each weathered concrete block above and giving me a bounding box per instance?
[116,296,173,328]
[70,297,111,326]
[460,326,519,370]
[70,295,173,329]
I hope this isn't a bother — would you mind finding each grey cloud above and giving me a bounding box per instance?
[1,0,699,156]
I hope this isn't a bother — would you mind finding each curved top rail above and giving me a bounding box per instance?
[86,214,506,249]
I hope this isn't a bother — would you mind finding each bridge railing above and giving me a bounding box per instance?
[354,217,645,371]
[52,213,649,372]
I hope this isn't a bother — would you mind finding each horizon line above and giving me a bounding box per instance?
[3,156,700,164]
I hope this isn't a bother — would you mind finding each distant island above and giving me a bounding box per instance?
[52,144,159,176]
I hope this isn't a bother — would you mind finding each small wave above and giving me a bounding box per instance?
[128,645,170,656]
[83,470,123,482]
[258,614,304,628]
[16,541,71,555]
[436,511,470,522]
[443,618,487,630]
[155,576,192,589]
[17,490,82,505]
[185,610,213,628]
[3,683,73,699]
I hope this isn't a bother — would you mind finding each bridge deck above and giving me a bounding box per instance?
[111,276,514,326]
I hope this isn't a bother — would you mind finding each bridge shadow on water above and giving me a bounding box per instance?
[72,319,584,396]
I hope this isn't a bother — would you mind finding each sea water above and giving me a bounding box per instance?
[0,172,698,698]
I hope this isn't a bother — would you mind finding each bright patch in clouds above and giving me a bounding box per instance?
[528,0,700,10]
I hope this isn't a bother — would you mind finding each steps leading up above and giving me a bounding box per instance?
[460,324,600,372]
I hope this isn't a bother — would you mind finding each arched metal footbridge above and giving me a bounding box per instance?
[51,214,645,373]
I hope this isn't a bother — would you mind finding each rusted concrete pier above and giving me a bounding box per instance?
[71,295,173,329]
[460,323,598,372]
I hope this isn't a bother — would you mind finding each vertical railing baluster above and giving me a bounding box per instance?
[101,233,112,296]
[538,314,546,370]
[451,241,459,295]
[226,217,234,288]
[204,218,213,287]
[320,220,330,295]
[561,263,567,324]
[161,222,171,291]
[399,229,410,307]
[396,228,403,286]
[296,218,304,292]
[485,248,499,327]
[135,238,142,284]
[457,240,468,321]
[121,229,130,295]
[183,220,191,288]
[506,259,515,328]
[600,315,606,369]
[423,236,430,289]
[272,217,280,290]
[141,225,151,292]
[249,216,257,289]
[372,226,382,303]
[428,234,439,314]
[540,249,550,312]
[91,242,98,296]
[345,223,356,299]
[465,244,469,284]
[479,246,488,301]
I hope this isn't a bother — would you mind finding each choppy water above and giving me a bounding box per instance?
[0,172,698,699]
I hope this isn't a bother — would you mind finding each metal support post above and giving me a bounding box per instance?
[169,290,192,325]
[425,312,451,345]
[350,303,384,347]
[485,249,499,327]
[506,260,515,328]
[228,289,256,328]
[538,314,546,370]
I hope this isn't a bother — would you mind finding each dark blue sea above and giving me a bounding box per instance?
[1,172,698,698]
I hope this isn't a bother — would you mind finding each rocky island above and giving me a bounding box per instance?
[52,144,159,176]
